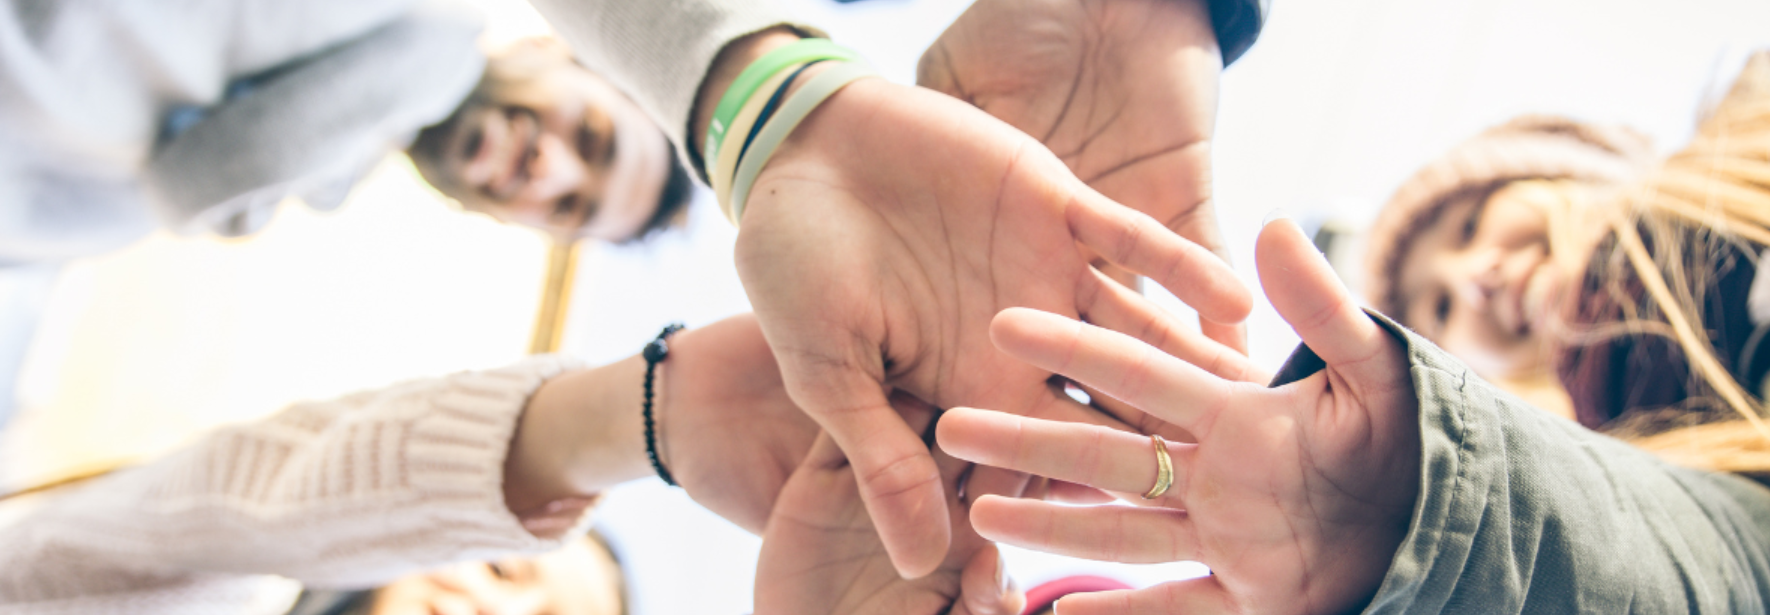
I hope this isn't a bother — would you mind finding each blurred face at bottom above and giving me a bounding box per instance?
[412,40,687,243]
[1392,181,1610,378]
[368,539,623,615]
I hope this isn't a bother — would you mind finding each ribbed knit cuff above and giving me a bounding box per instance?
[403,355,588,560]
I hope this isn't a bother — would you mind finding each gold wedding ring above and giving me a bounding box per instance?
[1142,434,1174,500]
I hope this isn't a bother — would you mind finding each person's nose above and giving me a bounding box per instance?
[1444,248,1503,310]
[519,132,589,203]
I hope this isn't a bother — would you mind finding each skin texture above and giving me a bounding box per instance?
[1394,182,1610,379]
[918,0,1239,350]
[938,219,1421,615]
[755,397,1022,615]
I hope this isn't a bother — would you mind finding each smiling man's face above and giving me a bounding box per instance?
[411,41,690,243]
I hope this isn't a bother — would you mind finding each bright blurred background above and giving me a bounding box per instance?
[0,0,1765,612]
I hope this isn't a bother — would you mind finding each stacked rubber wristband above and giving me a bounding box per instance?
[702,38,877,224]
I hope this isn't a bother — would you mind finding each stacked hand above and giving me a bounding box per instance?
[937,219,1420,614]
[738,75,1250,577]
[919,0,1239,348]
[755,394,1021,615]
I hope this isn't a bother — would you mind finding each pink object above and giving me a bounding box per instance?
[1021,575,1135,615]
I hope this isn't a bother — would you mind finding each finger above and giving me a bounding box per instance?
[969,495,1195,564]
[1077,268,1265,384]
[1066,191,1251,325]
[1200,319,1249,357]
[1046,479,1115,504]
[1255,217,1409,394]
[938,408,1189,501]
[958,543,1025,615]
[1055,578,1232,615]
[990,307,1239,432]
[777,352,950,579]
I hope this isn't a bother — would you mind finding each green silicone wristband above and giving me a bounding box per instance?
[703,38,862,174]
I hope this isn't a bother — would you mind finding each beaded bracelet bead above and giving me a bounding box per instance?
[641,322,685,486]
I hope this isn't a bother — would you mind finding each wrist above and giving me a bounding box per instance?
[502,356,652,518]
[691,26,807,164]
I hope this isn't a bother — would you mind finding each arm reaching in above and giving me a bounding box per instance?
[944,219,1770,612]
[0,315,820,609]
[504,314,819,536]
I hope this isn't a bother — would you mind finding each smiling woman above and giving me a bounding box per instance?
[408,39,695,244]
[1366,52,1770,479]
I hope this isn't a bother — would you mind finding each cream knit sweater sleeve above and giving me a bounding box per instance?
[523,0,817,161]
[0,355,584,614]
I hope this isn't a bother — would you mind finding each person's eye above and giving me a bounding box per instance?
[577,125,599,164]
[487,562,510,580]
[1460,211,1480,243]
[461,127,484,163]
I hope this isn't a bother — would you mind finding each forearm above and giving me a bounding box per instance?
[502,354,653,517]
[1355,317,1770,612]
[0,357,582,602]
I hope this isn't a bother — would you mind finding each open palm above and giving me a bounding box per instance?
[919,0,1234,345]
[939,219,1421,614]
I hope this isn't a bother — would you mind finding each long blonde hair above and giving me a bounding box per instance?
[1571,51,1770,478]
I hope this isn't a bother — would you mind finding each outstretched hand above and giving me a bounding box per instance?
[755,395,1022,615]
[919,0,1239,349]
[737,76,1251,577]
[938,218,1420,614]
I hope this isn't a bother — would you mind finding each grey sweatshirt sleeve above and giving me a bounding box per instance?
[523,0,818,167]
[1272,314,1770,613]
[140,1,485,237]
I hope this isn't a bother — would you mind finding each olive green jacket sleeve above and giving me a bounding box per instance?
[1274,314,1770,613]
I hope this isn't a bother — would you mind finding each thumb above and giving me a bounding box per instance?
[1255,216,1407,393]
[772,344,951,579]
[958,543,1024,615]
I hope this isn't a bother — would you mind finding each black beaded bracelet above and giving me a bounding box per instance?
[642,323,686,486]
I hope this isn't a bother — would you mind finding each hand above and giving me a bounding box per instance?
[755,395,1022,615]
[501,315,819,537]
[658,314,822,534]
[937,218,1421,614]
[919,0,1238,348]
[736,77,1251,577]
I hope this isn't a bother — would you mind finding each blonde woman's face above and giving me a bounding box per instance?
[1393,183,1599,378]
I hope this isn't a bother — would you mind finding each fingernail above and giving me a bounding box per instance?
[1262,207,1292,227]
